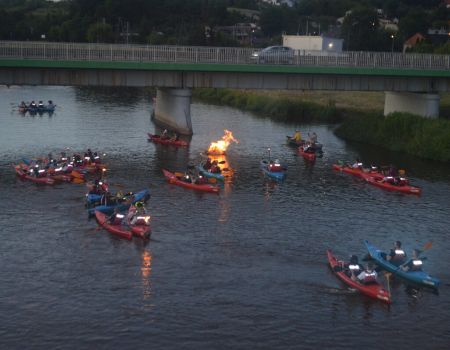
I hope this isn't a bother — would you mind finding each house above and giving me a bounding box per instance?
[403,33,426,53]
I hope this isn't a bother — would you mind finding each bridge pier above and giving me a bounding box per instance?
[384,92,440,118]
[154,88,193,135]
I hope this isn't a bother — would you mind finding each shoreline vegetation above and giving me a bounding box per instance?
[193,88,450,162]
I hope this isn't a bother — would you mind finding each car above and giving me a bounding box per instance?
[250,46,294,64]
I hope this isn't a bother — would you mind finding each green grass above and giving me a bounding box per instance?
[193,88,341,123]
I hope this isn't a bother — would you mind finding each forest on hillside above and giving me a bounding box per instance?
[0,0,448,52]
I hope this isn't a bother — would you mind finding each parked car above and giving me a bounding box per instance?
[250,46,294,64]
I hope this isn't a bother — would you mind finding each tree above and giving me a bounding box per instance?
[86,22,113,43]
[341,6,379,51]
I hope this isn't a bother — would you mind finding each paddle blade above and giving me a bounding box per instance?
[422,240,433,251]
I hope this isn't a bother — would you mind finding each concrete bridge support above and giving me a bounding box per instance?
[384,92,440,118]
[154,88,193,135]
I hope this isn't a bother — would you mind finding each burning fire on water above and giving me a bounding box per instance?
[207,130,239,155]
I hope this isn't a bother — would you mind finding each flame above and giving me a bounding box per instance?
[207,130,239,155]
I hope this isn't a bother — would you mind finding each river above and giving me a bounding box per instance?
[0,85,449,350]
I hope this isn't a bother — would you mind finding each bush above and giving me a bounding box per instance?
[335,112,450,162]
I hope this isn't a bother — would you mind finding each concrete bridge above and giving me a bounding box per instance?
[1,41,449,134]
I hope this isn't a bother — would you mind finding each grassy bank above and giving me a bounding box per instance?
[335,112,450,162]
[193,88,341,123]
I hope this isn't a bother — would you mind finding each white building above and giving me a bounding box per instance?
[282,35,343,52]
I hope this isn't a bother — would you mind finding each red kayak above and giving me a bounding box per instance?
[162,169,220,193]
[127,206,152,239]
[13,164,55,185]
[298,147,316,161]
[327,250,391,304]
[148,133,188,147]
[360,173,421,195]
[332,164,383,179]
[95,211,133,240]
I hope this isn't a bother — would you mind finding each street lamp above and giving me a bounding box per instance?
[390,34,395,52]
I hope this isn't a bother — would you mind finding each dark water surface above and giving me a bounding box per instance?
[1,86,449,350]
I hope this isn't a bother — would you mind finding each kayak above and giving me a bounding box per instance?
[13,164,55,185]
[364,240,440,288]
[360,173,421,195]
[332,164,384,179]
[95,211,132,240]
[286,136,305,148]
[87,189,151,216]
[327,250,391,304]
[127,206,152,239]
[260,160,286,181]
[298,147,316,162]
[198,163,225,182]
[147,133,188,147]
[162,169,220,193]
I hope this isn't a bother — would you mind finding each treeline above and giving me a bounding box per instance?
[0,0,448,52]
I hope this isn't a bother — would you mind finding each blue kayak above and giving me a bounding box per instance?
[260,160,286,181]
[87,189,150,216]
[198,163,225,182]
[364,240,440,288]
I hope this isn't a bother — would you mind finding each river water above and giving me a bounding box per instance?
[1,86,449,350]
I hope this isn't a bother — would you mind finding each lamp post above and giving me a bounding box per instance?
[390,34,395,52]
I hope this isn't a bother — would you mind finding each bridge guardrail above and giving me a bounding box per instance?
[0,41,449,71]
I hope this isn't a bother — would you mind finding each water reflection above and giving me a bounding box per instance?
[141,249,153,303]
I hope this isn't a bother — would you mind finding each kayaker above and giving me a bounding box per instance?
[19,101,27,108]
[402,249,423,272]
[355,262,378,285]
[195,174,208,185]
[351,158,363,169]
[87,149,94,161]
[170,132,179,141]
[269,159,283,172]
[386,241,407,265]
[161,129,169,139]
[293,130,302,142]
[210,160,221,174]
[108,209,125,226]
[203,158,212,170]
[38,101,44,108]
[302,142,315,154]
[308,131,318,144]
[345,255,363,278]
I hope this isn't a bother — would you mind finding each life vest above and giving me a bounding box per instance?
[348,264,361,272]
[112,214,124,225]
[392,249,406,261]
[134,216,150,226]
[360,271,377,284]
[410,259,423,271]
[269,163,283,172]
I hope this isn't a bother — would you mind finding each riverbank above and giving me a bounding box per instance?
[335,112,450,162]
[193,88,341,123]
[194,88,450,162]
